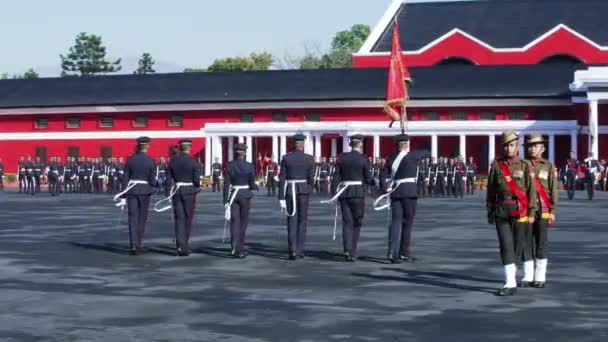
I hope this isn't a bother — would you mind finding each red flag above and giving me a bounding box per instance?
[384,21,410,123]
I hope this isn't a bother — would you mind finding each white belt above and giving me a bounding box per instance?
[153,182,194,212]
[373,177,416,211]
[51,170,59,174]
[27,169,33,172]
[113,180,149,202]
[224,185,250,221]
[320,181,362,240]
[283,179,308,217]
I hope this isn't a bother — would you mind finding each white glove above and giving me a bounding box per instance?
[279,200,287,210]
[224,203,230,210]
[115,198,126,208]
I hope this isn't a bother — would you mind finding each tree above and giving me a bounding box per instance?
[134,53,156,74]
[60,32,122,76]
[0,68,39,79]
[206,52,274,72]
[22,68,39,79]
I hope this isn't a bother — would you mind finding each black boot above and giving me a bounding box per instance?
[496,287,517,296]
[288,252,297,261]
[387,253,402,264]
[344,251,355,263]
[532,281,545,288]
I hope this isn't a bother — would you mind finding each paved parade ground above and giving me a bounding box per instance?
[0,189,607,342]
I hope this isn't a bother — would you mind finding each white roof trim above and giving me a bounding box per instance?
[358,0,405,54]
[356,23,608,56]
[570,66,608,92]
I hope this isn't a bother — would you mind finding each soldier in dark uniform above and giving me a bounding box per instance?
[211,157,223,192]
[436,157,447,197]
[318,157,330,195]
[279,134,315,260]
[223,143,256,258]
[115,137,157,255]
[563,151,579,200]
[466,157,477,195]
[525,134,558,289]
[163,139,201,256]
[156,156,168,194]
[454,157,466,198]
[446,158,456,197]
[0,157,4,191]
[582,153,601,201]
[48,157,61,196]
[64,157,76,193]
[77,157,87,193]
[93,157,104,193]
[328,135,374,262]
[416,159,427,197]
[33,156,43,193]
[106,158,116,194]
[24,156,35,195]
[116,157,126,193]
[265,156,279,197]
[375,134,430,263]
[18,156,26,193]
[427,157,436,196]
[487,130,537,296]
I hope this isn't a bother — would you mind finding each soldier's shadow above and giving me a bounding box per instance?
[245,242,289,261]
[68,242,131,255]
[194,245,234,259]
[352,269,496,294]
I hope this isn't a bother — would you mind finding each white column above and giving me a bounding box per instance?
[272,135,279,162]
[304,133,313,155]
[204,136,212,176]
[280,135,287,160]
[459,135,466,158]
[342,134,350,153]
[570,130,578,157]
[431,134,438,159]
[215,136,223,164]
[373,135,380,159]
[589,100,599,159]
[548,134,555,163]
[331,138,338,157]
[488,134,495,169]
[518,141,525,159]
[227,137,234,161]
[314,134,322,159]
[238,136,244,143]
[245,136,253,162]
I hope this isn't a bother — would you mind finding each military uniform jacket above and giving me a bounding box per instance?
[24,161,34,176]
[122,152,157,195]
[331,151,374,198]
[381,150,431,199]
[486,157,538,219]
[319,162,330,179]
[157,162,168,178]
[528,158,559,215]
[278,151,315,199]
[165,153,201,195]
[48,162,60,178]
[211,163,223,178]
[223,159,257,204]
[466,163,477,178]
[564,158,579,176]
[64,162,76,178]
[33,162,43,176]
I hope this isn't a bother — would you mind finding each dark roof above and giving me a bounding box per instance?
[0,64,583,109]
[372,0,608,51]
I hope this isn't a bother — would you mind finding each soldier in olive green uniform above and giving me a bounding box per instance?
[524,134,558,288]
[487,130,537,296]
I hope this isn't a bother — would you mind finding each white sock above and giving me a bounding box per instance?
[522,260,535,282]
[504,264,517,288]
[535,259,548,283]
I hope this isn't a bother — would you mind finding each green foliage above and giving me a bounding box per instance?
[60,32,122,76]
[22,68,39,79]
[5,174,17,182]
[183,68,207,73]
[1,68,39,79]
[134,53,156,74]
[206,52,274,72]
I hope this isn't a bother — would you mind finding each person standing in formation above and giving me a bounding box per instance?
[211,157,223,192]
[156,156,168,195]
[524,134,558,289]
[47,157,61,196]
[64,157,76,193]
[375,134,430,264]
[115,137,157,255]
[223,143,257,258]
[279,134,315,260]
[265,155,279,197]
[563,151,579,200]
[0,157,4,191]
[327,135,374,262]
[486,130,537,296]
[163,139,201,256]
[466,157,477,195]
[454,157,466,198]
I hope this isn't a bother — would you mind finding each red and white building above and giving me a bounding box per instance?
[0,0,606,174]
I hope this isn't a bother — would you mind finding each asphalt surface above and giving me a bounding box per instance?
[0,188,607,342]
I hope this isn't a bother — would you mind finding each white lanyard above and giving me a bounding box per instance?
[320,181,363,240]
[373,178,416,211]
[153,182,194,212]
[283,180,307,217]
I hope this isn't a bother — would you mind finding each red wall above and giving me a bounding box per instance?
[354,27,608,67]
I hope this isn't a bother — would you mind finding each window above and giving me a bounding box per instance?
[67,146,80,158]
[305,112,321,122]
[435,56,476,66]
[508,112,526,120]
[133,115,148,127]
[536,111,556,120]
[34,118,48,129]
[480,111,496,120]
[168,114,183,127]
[424,111,440,121]
[240,113,254,123]
[100,146,112,160]
[451,111,468,120]
[272,112,288,122]
[66,117,81,128]
[100,116,114,128]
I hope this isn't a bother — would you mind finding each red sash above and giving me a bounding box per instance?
[529,164,552,214]
[497,162,529,221]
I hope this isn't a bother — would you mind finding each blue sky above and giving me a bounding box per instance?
[0,0,408,76]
